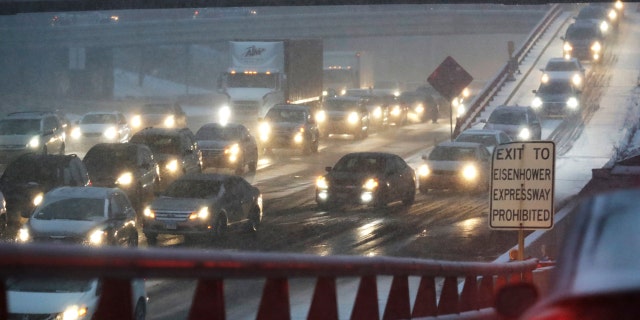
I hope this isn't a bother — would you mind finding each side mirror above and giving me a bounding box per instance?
[494,282,539,319]
[325,166,332,172]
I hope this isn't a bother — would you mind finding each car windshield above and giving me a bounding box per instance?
[323,99,358,111]
[332,155,385,173]
[488,109,527,125]
[6,278,95,293]
[33,198,106,221]
[566,26,599,39]
[196,126,240,141]
[141,104,174,114]
[545,61,577,71]
[538,81,573,93]
[164,179,222,198]
[429,146,478,161]
[80,114,117,124]
[84,146,137,170]
[130,134,180,154]
[265,109,306,122]
[0,119,40,135]
[577,8,605,19]
[456,134,498,147]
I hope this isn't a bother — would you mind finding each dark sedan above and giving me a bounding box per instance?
[17,186,139,247]
[196,123,258,174]
[315,152,416,210]
[496,188,640,319]
[142,173,263,245]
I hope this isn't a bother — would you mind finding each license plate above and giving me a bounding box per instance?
[165,222,177,230]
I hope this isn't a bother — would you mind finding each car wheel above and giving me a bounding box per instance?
[134,299,146,320]
[248,160,257,173]
[212,212,228,239]
[127,233,139,247]
[145,233,157,246]
[402,186,416,206]
[246,207,261,233]
[0,213,7,237]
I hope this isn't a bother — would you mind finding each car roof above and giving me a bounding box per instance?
[177,173,236,182]
[493,105,531,112]
[458,129,505,136]
[44,186,117,199]
[133,127,190,136]
[86,142,144,153]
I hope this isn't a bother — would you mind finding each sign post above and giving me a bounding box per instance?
[490,141,555,260]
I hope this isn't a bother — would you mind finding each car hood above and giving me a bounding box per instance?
[151,197,214,211]
[78,123,112,133]
[327,171,379,186]
[89,167,133,185]
[29,219,105,238]
[425,160,472,172]
[0,134,32,146]
[197,140,235,150]
[566,37,596,47]
[536,92,575,102]
[268,122,303,131]
[8,289,95,314]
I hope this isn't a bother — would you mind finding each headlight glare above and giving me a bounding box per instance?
[89,229,106,246]
[518,128,531,140]
[28,136,39,149]
[17,227,29,242]
[461,164,478,181]
[219,106,231,125]
[316,176,328,189]
[348,112,359,124]
[143,206,155,219]
[591,41,602,52]
[363,178,378,191]
[571,74,582,86]
[164,115,175,127]
[62,305,88,320]
[532,97,543,109]
[418,164,430,177]
[540,73,549,83]
[189,207,209,220]
[165,159,179,172]
[70,127,81,139]
[315,110,326,123]
[116,172,133,186]
[258,122,270,141]
[32,193,43,207]
[563,42,572,52]
[103,126,117,140]
[567,97,579,109]
[131,115,141,128]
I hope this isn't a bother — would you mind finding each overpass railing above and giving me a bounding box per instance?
[453,3,562,138]
[0,243,539,320]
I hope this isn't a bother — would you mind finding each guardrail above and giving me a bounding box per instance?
[453,4,563,138]
[0,243,539,319]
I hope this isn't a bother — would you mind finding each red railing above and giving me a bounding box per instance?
[0,243,538,320]
[453,4,563,138]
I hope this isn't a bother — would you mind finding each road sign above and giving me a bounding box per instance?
[490,141,555,230]
[427,56,473,100]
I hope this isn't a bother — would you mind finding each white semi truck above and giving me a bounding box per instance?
[217,40,323,128]
[323,51,374,96]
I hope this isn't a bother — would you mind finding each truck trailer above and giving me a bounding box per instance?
[217,39,323,128]
[323,51,374,96]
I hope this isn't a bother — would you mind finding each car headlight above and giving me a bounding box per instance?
[315,110,326,123]
[70,127,81,139]
[372,107,382,118]
[608,9,617,21]
[540,73,549,83]
[567,97,579,109]
[532,97,543,109]
[258,122,271,141]
[89,229,106,246]
[599,21,609,33]
[131,115,141,128]
[518,128,531,140]
[219,105,231,125]
[17,227,30,242]
[591,41,602,52]
[225,143,240,162]
[294,131,304,143]
[415,104,424,113]
[615,1,623,10]
[391,106,401,116]
[165,159,179,172]
[143,206,155,219]
[28,136,40,149]
[316,176,328,189]
[456,104,466,117]
[164,115,175,128]
[189,207,209,220]
[461,164,478,181]
[103,126,117,140]
[347,112,359,124]
[116,172,133,186]
[32,193,43,207]
[62,305,88,320]
[563,42,573,52]
[571,74,582,86]
[418,164,430,177]
[362,178,378,191]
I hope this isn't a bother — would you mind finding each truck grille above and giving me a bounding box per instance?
[154,210,191,222]
[232,101,260,118]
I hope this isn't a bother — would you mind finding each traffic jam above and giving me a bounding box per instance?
[0,1,635,319]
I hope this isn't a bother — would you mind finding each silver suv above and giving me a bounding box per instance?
[0,111,66,164]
